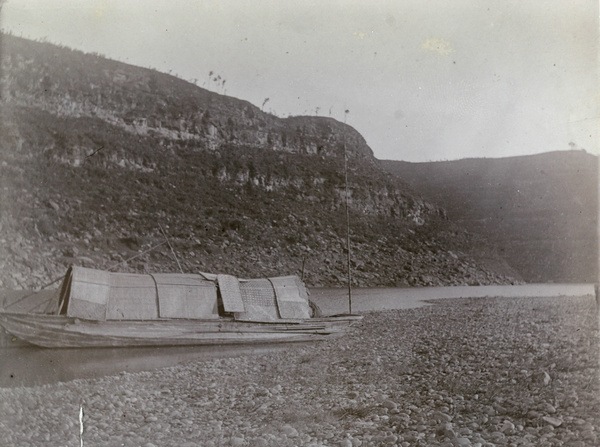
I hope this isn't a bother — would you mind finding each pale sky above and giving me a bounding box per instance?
[1,0,598,162]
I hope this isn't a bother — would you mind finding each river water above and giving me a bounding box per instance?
[310,283,595,315]
[0,283,594,388]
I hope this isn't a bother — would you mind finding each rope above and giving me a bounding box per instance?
[4,275,65,309]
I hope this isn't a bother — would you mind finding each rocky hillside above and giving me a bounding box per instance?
[382,152,598,283]
[1,34,374,162]
[0,34,521,289]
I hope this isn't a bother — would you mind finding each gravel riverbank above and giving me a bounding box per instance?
[0,295,598,447]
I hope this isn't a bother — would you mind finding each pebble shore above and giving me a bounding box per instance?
[0,295,598,447]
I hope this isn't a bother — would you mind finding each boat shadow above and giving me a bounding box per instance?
[0,341,314,388]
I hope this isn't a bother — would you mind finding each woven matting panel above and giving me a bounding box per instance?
[217,274,245,313]
[269,276,310,319]
[67,266,111,320]
[105,272,158,320]
[153,274,218,319]
[68,299,107,321]
[234,278,279,322]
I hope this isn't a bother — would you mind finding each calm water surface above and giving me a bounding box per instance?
[0,343,310,388]
[1,284,594,388]
[310,283,594,314]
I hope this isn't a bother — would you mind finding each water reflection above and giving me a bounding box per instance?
[0,342,312,388]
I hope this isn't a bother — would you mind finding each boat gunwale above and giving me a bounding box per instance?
[0,310,361,348]
[0,310,362,325]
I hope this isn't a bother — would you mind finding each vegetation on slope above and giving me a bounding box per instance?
[0,34,521,288]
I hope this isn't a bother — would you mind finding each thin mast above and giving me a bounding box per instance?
[159,224,184,274]
[343,109,352,314]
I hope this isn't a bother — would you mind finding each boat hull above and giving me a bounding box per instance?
[0,312,362,348]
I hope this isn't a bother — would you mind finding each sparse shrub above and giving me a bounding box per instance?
[221,218,242,232]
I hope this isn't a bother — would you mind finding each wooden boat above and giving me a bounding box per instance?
[0,312,362,348]
[0,266,361,348]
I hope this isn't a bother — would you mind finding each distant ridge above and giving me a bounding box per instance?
[382,150,598,283]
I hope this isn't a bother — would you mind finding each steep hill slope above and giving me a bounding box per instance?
[0,34,521,289]
[382,152,598,283]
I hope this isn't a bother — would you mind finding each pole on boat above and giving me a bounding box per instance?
[106,240,168,271]
[159,224,184,274]
[343,109,352,314]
